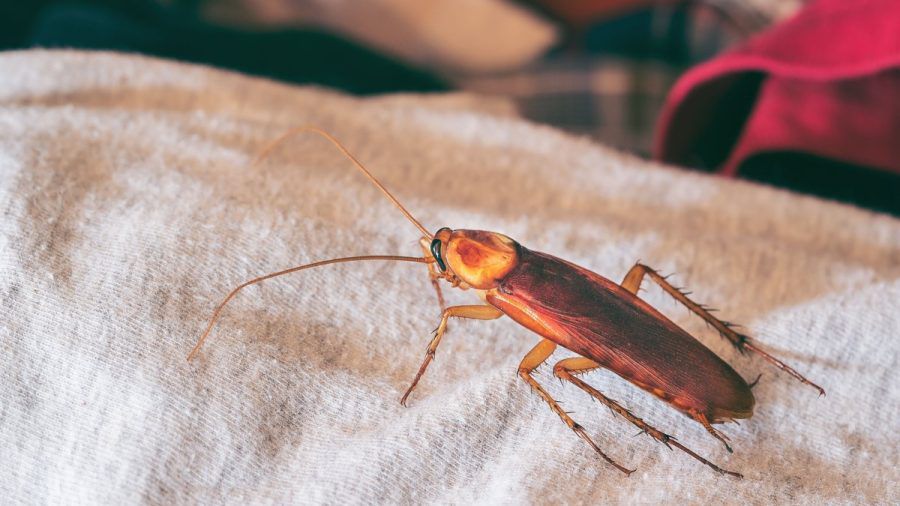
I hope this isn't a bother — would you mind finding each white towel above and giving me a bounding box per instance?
[1,50,897,505]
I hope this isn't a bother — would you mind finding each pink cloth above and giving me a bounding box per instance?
[655,0,900,176]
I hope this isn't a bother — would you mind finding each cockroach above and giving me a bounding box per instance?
[187,127,825,478]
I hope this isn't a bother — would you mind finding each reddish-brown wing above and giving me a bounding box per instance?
[486,247,754,421]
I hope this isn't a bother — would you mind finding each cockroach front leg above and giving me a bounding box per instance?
[519,340,634,476]
[419,239,446,313]
[400,305,503,406]
[621,263,825,396]
[553,357,742,478]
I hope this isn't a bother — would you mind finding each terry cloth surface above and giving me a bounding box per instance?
[655,0,900,176]
[1,50,898,505]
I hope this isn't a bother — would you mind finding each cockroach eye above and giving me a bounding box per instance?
[430,238,447,272]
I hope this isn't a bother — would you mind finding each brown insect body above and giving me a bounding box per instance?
[191,128,824,479]
[486,245,755,423]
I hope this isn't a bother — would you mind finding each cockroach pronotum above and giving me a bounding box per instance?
[187,127,824,478]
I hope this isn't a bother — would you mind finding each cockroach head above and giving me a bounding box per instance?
[433,228,520,289]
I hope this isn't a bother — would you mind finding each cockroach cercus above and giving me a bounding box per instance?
[187,127,824,478]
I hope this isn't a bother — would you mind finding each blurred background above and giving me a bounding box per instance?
[2,0,896,215]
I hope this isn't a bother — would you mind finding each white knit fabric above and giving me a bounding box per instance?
[1,50,897,505]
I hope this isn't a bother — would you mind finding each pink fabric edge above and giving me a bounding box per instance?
[653,54,900,164]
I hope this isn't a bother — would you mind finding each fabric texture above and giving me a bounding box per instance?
[1,50,898,505]
[655,0,900,176]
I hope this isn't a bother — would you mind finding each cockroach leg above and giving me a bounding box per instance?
[419,239,446,313]
[694,412,733,453]
[739,339,825,396]
[400,305,503,406]
[519,340,635,476]
[621,263,825,396]
[553,357,743,478]
[428,271,447,313]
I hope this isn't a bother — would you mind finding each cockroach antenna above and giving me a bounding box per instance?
[187,255,430,362]
[187,126,440,362]
[252,125,433,239]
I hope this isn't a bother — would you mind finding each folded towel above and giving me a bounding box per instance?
[1,50,897,504]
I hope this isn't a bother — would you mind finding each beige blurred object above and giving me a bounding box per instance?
[202,0,559,74]
[748,0,805,20]
[708,0,805,23]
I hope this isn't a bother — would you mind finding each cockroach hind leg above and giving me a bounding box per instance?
[520,340,634,476]
[741,337,826,396]
[620,263,825,396]
[729,329,749,355]
[571,423,636,476]
[554,357,742,478]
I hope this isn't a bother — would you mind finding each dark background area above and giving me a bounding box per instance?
[2,0,896,216]
[0,0,447,94]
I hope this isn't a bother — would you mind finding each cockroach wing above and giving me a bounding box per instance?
[487,247,754,421]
